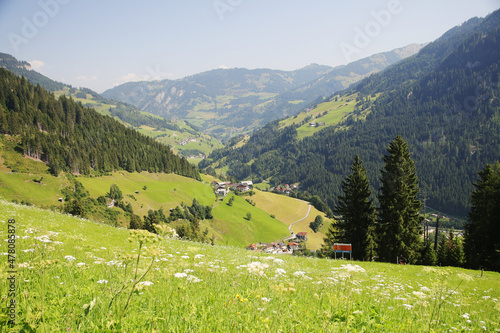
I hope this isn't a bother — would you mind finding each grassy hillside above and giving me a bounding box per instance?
[277,92,381,140]
[212,194,288,246]
[250,190,333,250]
[1,200,499,331]
[0,136,291,247]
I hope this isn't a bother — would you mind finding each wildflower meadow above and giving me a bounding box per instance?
[1,199,499,332]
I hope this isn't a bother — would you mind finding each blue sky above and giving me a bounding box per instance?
[0,0,498,93]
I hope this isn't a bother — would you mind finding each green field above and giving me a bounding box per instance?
[251,190,333,250]
[212,194,289,246]
[279,93,362,140]
[0,136,295,248]
[1,200,499,331]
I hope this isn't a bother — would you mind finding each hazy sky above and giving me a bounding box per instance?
[0,0,498,93]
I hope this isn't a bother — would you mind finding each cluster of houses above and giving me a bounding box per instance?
[272,184,298,195]
[247,241,300,254]
[246,232,308,254]
[212,180,253,196]
[309,121,325,127]
[179,137,197,146]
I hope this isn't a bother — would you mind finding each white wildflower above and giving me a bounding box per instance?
[97,279,108,284]
[181,255,189,259]
[457,273,473,282]
[65,255,76,261]
[413,291,427,299]
[402,304,413,310]
[194,254,205,259]
[76,262,86,267]
[187,275,202,283]
[293,271,306,277]
[174,273,187,278]
[275,268,286,276]
[462,313,470,319]
[339,264,365,272]
[138,281,154,287]
[34,235,52,243]
[247,262,269,277]
[261,297,272,302]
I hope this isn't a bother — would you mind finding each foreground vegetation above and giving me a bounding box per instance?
[1,200,499,332]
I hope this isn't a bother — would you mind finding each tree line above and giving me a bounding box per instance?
[321,135,500,271]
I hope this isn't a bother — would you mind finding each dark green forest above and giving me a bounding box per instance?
[0,52,66,91]
[201,10,500,217]
[0,68,200,179]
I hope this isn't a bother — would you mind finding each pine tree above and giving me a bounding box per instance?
[327,155,376,261]
[464,162,500,271]
[377,136,423,263]
[420,240,437,266]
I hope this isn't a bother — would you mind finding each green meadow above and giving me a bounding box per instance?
[1,200,499,332]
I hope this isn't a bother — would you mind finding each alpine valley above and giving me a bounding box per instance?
[1,5,500,332]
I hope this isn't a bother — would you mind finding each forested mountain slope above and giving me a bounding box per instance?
[203,10,500,217]
[0,68,200,179]
[0,52,222,158]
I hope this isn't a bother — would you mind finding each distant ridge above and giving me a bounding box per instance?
[103,44,423,138]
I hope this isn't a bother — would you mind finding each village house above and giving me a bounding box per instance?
[241,180,253,187]
[216,187,229,196]
[246,243,258,251]
[212,180,253,196]
[246,241,300,254]
[296,232,308,241]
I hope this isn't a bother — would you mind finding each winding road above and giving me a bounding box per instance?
[275,202,312,243]
[288,203,312,233]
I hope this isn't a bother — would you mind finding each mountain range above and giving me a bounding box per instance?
[103,44,424,139]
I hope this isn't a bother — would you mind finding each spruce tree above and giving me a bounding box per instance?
[464,162,500,271]
[377,136,423,263]
[328,155,376,261]
[420,240,437,266]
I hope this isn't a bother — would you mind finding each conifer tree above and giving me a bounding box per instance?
[377,136,423,263]
[326,155,376,261]
[420,240,437,266]
[464,162,500,271]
